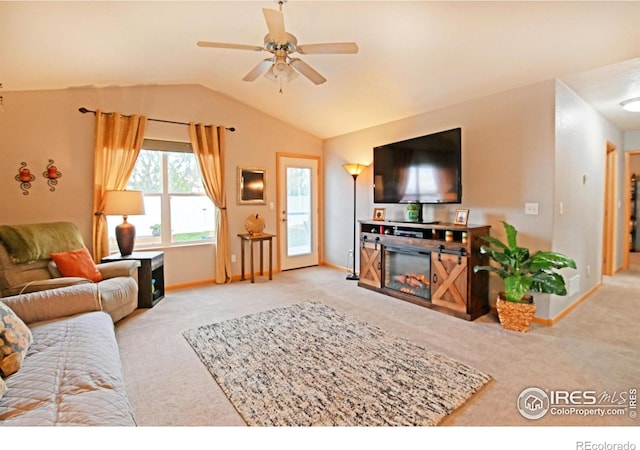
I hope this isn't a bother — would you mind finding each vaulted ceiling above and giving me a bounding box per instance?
[1,1,639,138]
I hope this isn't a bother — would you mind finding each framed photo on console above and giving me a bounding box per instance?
[373,208,386,221]
[454,209,469,226]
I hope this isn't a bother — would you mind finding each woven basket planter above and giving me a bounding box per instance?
[496,294,536,332]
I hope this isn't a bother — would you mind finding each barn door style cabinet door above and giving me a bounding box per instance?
[359,237,382,288]
[430,251,468,314]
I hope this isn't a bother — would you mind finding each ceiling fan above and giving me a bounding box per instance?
[197,0,358,91]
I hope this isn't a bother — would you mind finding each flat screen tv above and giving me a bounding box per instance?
[373,127,461,204]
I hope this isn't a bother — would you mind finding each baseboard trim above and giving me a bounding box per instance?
[532,281,603,326]
[166,269,283,290]
[320,261,350,272]
[165,279,215,291]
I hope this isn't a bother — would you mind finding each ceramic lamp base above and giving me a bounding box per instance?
[115,218,136,256]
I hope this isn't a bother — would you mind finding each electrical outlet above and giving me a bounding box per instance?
[231,254,236,263]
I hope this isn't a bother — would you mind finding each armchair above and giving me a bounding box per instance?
[0,222,140,322]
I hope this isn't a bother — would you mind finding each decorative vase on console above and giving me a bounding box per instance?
[245,213,266,236]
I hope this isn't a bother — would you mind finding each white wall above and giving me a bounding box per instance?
[0,84,322,287]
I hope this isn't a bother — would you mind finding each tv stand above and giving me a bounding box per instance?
[358,220,490,320]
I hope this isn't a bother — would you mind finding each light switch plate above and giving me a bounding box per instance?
[525,202,539,215]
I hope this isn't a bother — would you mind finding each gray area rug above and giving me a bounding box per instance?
[182,301,491,426]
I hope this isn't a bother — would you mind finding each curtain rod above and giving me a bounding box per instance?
[78,107,236,132]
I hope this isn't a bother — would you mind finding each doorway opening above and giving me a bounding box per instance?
[624,150,640,270]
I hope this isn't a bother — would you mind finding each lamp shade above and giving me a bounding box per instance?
[265,62,298,83]
[343,163,367,177]
[103,190,146,216]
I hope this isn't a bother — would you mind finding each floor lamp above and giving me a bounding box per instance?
[343,163,367,280]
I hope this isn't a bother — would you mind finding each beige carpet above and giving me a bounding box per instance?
[115,265,639,427]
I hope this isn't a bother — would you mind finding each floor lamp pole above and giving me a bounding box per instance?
[346,173,359,281]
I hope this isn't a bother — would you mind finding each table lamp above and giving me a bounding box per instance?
[103,190,146,256]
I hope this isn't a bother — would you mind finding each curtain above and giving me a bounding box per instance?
[189,123,232,284]
[91,110,147,262]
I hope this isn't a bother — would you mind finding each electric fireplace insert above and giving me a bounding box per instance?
[383,246,431,300]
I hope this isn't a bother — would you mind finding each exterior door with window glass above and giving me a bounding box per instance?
[277,155,319,270]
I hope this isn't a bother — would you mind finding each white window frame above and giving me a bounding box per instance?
[108,139,216,252]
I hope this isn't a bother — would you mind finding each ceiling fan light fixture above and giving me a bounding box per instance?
[265,60,297,83]
[620,97,640,112]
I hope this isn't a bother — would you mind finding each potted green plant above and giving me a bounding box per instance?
[473,221,577,332]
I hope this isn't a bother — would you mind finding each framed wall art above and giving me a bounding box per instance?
[238,167,266,205]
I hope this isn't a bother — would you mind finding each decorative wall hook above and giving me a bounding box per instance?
[43,159,62,191]
[15,162,35,195]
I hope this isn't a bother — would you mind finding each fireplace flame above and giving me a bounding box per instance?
[393,273,430,294]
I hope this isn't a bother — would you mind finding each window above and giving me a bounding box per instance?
[107,140,215,250]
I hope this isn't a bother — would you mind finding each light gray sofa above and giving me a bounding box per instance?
[0,284,136,425]
[0,221,139,323]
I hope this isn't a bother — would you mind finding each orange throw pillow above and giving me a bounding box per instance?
[50,247,103,282]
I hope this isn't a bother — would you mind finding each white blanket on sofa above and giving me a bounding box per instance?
[0,311,136,426]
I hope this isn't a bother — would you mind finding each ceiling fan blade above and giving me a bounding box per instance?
[243,59,274,82]
[296,42,359,55]
[290,58,327,85]
[197,41,263,52]
[262,8,287,44]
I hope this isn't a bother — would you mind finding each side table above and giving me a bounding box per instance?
[102,251,165,308]
[237,233,274,283]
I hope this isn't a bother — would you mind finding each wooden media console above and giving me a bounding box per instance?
[358,220,490,320]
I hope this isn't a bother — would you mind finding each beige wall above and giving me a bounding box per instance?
[553,81,626,318]
[324,80,640,318]
[0,84,322,286]
[1,81,635,320]
[323,79,631,321]
[324,80,558,310]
